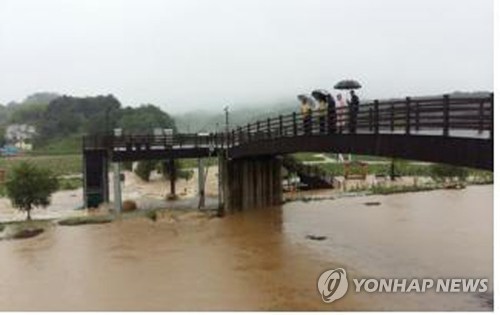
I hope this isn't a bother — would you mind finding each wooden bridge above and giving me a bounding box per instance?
[83,94,493,213]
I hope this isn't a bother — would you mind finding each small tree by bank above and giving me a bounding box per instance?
[5,162,58,220]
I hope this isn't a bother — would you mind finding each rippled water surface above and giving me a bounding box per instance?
[0,185,492,310]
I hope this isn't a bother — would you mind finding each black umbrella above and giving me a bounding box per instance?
[311,89,330,102]
[334,80,362,90]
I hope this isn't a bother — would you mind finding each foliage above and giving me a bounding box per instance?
[0,155,82,176]
[158,160,194,181]
[178,158,217,169]
[38,95,121,141]
[430,163,469,182]
[0,93,177,155]
[117,104,176,134]
[0,125,5,147]
[21,92,60,106]
[134,160,158,182]
[30,135,82,155]
[5,162,59,220]
[178,169,194,181]
[58,177,82,190]
[317,161,433,177]
[121,161,134,171]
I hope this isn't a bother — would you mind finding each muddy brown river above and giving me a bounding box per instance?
[0,185,492,311]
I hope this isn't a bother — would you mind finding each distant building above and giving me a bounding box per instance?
[5,124,36,151]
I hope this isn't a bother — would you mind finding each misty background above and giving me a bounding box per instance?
[0,0,493,131]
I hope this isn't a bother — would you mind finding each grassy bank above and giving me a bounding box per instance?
[0,219,53,240]
[292,153,325,162]
[0,155,82,176]
[316,161,493,181]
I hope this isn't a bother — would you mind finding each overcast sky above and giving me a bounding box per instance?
[0,0,493,113]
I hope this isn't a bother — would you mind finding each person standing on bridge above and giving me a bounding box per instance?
[311,90,330,134]
[317,96,328,134]
[336,93,347,133]
[299,95,313,135]
[348,90,360,133]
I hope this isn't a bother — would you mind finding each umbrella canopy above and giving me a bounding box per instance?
[334,80,362,90]
[297,94,314,104]
[311,89,331,102]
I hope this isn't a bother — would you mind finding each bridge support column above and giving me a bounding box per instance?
[221,156,282,213]
[113,162,122,213]
[198,158,205,208]
[168,159,176,197]
[83,149,109,209]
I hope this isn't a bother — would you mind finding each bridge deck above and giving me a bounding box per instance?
[83,94,493,170]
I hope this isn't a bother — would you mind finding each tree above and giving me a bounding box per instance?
[0,126,5,147]
[5,162,58,220]
[134,160,158,182]
[117,104,176,134]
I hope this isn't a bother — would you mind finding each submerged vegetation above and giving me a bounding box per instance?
[58,216,114,226]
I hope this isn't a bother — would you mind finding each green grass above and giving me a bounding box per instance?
[0,219,53,240]
[323,154,391,162]
[292,152,325,162]
[58,177,83,190]
[0,155,82,176]
[316,161,493,179]
[30,135,82,155]
[178,158,218,169]
[369,184,438,195]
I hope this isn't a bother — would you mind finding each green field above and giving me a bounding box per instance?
[292,152,326,162]
[0,155,82,176]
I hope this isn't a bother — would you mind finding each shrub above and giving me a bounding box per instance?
[134,160,158,181]
[5,162,58,220]
[430,163,469,183]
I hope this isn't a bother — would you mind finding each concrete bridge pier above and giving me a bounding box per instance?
[83,149,109,209]
[163,159,177,199]
[113,162,122,212]
[198,158,205,209]
[221,156,283,214]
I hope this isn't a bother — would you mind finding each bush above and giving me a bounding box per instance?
[430,163,469,182]
[178,169,194,181]
[5,162,59,220]
[122,161,133,171]
[134,160,158,181]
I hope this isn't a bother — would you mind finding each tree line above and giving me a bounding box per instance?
[0,92,176,149]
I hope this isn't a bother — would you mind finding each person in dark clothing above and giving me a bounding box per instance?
[348,90,360,133]
[326,94,337,134]
[299,96,313,135]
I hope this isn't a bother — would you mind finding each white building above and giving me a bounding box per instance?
[5,124,36,151]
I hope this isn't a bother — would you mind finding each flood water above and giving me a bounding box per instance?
[0,185,492,311]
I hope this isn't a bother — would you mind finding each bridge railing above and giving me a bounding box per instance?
[83,94,493,152]
[227,94,493,147]
[83,133,225,151]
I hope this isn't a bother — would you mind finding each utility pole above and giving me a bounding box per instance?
[224,106,229,134]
